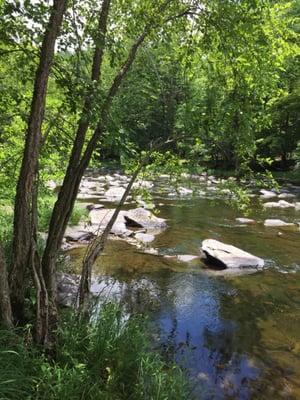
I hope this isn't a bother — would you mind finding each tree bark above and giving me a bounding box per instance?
[9,0,68,323]
[41,0,112,333]
[0,244,13,328]
[42,24,148,326]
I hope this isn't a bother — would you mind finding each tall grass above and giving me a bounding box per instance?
[0,304,189,400]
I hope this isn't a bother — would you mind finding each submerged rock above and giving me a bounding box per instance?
[165,254,200,263]
[201,239,264,270]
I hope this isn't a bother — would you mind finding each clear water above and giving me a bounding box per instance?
[69,179,300,399]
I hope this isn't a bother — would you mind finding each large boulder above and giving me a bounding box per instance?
[201,239,264,270]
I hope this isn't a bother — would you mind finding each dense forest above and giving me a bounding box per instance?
[0,0,299,399]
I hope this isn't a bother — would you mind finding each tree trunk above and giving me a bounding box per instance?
[41,0,111,334]
[0,244,13,328]
[78,165,142,312]
[9,0,68,323]
[42,27,148,330]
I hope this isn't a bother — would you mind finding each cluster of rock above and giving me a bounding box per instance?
[64,206,167,250]
[48,171,299,275]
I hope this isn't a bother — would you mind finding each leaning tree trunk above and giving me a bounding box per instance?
[78,165,142,312]
[42,26,148,333]
[42,0,183,336]
[0,244,13,328]
[9,0,68,323]
[41,0,111,335]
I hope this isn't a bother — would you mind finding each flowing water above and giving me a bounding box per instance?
[68,177,300,399]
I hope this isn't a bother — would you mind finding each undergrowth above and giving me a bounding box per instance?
[0,304,189,400]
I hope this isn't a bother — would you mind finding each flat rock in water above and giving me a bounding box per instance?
[104,187,126,201]
[124,208,167,229]
[201,239,264,269]
[278,193,295,199]
[135,232,155,243]
[235,218,256,224]
[86,203,105,211]
[263,200,295,209]
[178,187,193,196]
[132,180,154,189]
[264,219,295,227]
[260,189,277,200]
[89,209,127,231]
[64,225,95,242]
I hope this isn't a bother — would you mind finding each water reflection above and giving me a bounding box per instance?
[68,185,300,399]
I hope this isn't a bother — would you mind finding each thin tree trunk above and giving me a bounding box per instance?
[0,244,13,328]
[9,0,68,323]
[42,26,148,327]
[78,165,142,312]
[31,167,49,346]
[41,0,112,334]
[42,0,182,333]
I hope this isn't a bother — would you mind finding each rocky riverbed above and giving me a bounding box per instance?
[52,170,300,399]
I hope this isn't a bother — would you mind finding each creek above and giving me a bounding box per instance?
[67,174,300,399]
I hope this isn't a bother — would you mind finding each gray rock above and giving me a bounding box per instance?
[132,180,154,189]
[57,272,79,307]
[178,187,193,196]
[124,207,167,229]
[263,200,295,209]
[135,232,155,243]
[235,218,256,224]
[264,219,295,227]
[89,209,127,231]
[278,193,295,199]
[260,189,277,200]
[86,203,105,211]
[104,187,126,201]
[201,239,264,269]
[64,223,95,242]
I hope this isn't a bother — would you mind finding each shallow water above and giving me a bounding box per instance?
[69,178,300,399]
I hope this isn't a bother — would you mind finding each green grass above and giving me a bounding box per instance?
[0,304,189,400]
[38,195,89,231]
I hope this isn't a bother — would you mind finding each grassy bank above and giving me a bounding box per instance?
[0,304,189,400]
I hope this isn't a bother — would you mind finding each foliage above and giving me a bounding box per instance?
[0,304,189,400]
